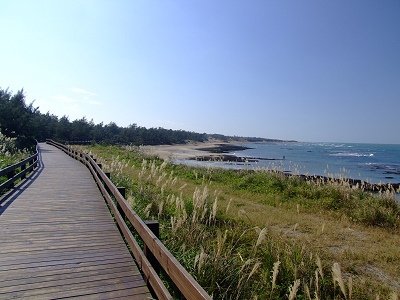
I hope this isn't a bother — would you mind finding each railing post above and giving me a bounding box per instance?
[27,158,32,170]
[21,160,26,179]
[117,187,126,199]
[102,172,110,190]
[33,156,38,169]
[116,187,128,223]
[7,169,15,188]
[144,220,161,273]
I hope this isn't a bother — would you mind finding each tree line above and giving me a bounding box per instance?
[0,88,207,149]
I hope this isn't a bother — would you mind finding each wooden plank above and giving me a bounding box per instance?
[1,244,130,262]
[0,230,119,242]
[0,143,151,299]
[0,264,139,290]
[0,231,120,244]
[0,251,131,271]
[0,236,124,254]
[0,270,143,294]
[25,286,151,300]
[0,228,119,240]
[0,244,127,265]
[1,259,136,283]
[0,239,126,255]
[72,288,152,300]
[0,224,117,235]
[3,275,148,299]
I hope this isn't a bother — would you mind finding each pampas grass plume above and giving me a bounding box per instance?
[332,262,347,299]
[288,279,300,300]
[270,260,280,299]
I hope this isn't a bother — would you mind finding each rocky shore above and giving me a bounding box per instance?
[141,141,400,194]
[294,173,400,193]
[191,143,400,193]
[191,143,285,162]
[195,143,253,153]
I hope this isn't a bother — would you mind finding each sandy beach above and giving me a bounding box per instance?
[140,141,400,194]
[140,140,245,161]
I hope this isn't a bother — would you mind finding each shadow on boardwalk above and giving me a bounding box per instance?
[0,148,44,216]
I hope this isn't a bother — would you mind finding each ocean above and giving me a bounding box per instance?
[177,142,400,185]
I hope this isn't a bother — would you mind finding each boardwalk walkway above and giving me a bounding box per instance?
[0,143,152,299]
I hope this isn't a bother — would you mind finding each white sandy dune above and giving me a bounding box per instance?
[140,140,234,161]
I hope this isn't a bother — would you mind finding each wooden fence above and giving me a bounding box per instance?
[0,146,39,193]
[46,139,211,300]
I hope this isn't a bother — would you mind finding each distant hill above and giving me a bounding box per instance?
[207,134,297,143]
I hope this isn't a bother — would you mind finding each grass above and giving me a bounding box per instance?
[0,132,30,186]
[0,152,27,169]
[0,152,28,186]
[0,131,30,169]
[84,144,400,299]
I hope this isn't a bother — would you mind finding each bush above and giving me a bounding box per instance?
[0,131,18,155]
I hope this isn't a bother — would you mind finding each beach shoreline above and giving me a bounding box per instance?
[140,140,239,162]
[139,140,249,162]
[140,141,400,194]
[140,140,282,163]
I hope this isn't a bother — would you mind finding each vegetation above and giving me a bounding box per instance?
[0,88,206,145]
[85,144,400,299]
[0,130,30,190]
[0,130,29,169]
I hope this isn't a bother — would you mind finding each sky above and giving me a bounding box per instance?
[0,0,399,144]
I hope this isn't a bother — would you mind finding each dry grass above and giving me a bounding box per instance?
[85,145,400,299]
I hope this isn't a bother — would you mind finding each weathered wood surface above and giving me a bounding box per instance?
[0,143,152,300]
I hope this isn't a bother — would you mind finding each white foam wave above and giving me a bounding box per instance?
[317,143,346,148]
[330,152,374,157]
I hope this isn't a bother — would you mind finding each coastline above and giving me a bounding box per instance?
[140,141,400,194]
[139,140,248,162]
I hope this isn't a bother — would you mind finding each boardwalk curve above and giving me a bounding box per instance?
[0,143,152,299]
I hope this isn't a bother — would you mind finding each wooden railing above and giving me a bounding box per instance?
[0,146,39,193]
[46,140,211,300]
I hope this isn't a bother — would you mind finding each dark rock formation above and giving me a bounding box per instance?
[196,144,253,154]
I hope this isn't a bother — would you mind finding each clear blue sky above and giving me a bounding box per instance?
[1,0,399,144]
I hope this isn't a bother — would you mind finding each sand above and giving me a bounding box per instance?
[140,140,236,161]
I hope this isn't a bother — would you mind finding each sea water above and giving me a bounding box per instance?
[178,142,400,185]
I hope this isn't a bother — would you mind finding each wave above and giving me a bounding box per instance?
[330,152,374,157]
[317,143,346,148]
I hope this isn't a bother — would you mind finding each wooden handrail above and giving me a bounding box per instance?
[0,144,39,193]
[46,139,211,300]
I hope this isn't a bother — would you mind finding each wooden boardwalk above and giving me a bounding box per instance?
[0,143,152,299]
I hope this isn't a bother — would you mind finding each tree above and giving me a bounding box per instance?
[70,117,93,141]
[0,86,209,147]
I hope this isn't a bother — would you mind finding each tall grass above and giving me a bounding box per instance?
[105,156,333,298]
[179,167,400,229]
[0,131,28,169]
[86,145,400,299]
